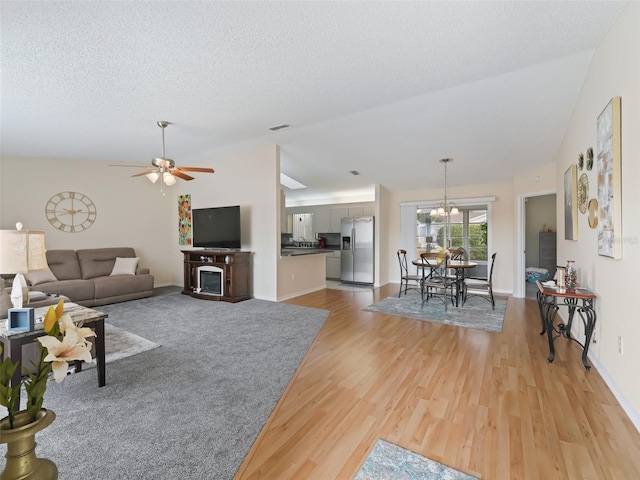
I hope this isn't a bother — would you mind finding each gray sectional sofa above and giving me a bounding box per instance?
[24,247,154,307]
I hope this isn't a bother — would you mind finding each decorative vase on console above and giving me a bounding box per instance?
[565,261,577,290]
[1,300,94,480]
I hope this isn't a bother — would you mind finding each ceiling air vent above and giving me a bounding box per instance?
[269,124,290,131]
[349,170,360,176]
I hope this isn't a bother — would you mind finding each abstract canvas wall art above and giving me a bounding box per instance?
[596,97,622,259]
[178,194,192,246]
[564,165,578,241]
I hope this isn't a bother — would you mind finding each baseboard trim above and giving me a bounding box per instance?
[587,352,640,434]
[276,285,326,302]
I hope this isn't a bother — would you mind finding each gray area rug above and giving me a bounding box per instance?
[364,291,506,332]
[79,323,160,371]
[354,439,478,480]
[1,288,330,479]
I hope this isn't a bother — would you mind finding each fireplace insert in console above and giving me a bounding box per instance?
[197,265,224,296]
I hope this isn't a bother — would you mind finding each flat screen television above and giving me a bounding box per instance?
[192,206,241,250]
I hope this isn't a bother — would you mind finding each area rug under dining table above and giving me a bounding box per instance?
[364,291,507,332]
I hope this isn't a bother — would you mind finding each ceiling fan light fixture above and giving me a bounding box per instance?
[146,172,159,184]
[152,157,175,169]
[163,172,177,186]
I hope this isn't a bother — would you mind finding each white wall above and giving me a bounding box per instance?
[553,3,640,426]
[0,145,282,300]
[0,157,175,284]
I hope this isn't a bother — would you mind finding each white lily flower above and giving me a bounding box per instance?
[38,329,93,383]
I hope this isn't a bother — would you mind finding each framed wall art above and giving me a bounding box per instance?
[596,97,622,259]
[564,164,578,240]
[178,194,192,246]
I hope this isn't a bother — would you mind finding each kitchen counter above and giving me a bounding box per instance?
[281,248,332,257]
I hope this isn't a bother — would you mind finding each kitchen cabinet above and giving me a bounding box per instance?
[362,204,375,216]
[325,250,341,279]
[330,208,348,232]
[314,209,330,234]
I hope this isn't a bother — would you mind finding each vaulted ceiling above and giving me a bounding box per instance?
[0,1,629,203]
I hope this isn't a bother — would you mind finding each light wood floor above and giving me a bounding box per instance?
[234,284,640,479]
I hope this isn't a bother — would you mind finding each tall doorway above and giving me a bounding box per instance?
[517,192,557,299]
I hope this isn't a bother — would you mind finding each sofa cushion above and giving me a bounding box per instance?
[77,247,137,280]
[46,250,82,281]
[35,279,95,304]
[25,268,58,286]
[25,292,71,309]
[1,289,11,319]
[93,274,154,301]
[110,257,139,276]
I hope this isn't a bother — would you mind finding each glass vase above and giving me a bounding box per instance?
[565,261,577,289]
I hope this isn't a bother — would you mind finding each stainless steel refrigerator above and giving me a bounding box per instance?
[340,216,375,284]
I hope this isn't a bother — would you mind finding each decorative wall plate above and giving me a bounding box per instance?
[578,152,584,170]
[45,191,97,232]
[588,198,598,229]
[577,173,589,214]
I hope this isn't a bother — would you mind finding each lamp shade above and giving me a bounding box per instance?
[0,230,48,274]
[146,172,160,184]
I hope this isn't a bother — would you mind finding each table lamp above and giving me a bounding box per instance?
[0,223,48,308]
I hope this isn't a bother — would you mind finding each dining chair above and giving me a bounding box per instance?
[419,252,456,311]
[446,247,466,290]
[448,247,465,260]
[396,249,422,297]
[463,252,497,309]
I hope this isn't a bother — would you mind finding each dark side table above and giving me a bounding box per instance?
[536,281,597,369]
[0,304,107,411]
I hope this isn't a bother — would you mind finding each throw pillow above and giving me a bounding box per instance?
[24,268,58,286]
[1,289,11,319]
[110,257,139,276]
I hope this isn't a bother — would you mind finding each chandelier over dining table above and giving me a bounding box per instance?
[429,158,458,248]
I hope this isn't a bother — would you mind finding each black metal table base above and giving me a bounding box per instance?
[536,289,596,369]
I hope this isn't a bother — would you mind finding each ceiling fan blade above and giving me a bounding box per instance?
[108,164,151,168]
[171,170,194,181]
[131,171,156,177]
[174,166,215,173]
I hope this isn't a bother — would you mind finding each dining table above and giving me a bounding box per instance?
[412,258,478,306]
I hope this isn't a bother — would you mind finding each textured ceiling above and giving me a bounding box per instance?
[0,1,629,203]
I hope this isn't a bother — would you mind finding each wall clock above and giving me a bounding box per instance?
[577,173,589,214]
[45,191,97,232]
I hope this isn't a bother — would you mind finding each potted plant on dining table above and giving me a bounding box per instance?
[0,299,95,480]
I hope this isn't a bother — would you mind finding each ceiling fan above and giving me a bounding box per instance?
[111,121,214,191]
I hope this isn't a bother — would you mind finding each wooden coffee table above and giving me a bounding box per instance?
[0,303,107,411]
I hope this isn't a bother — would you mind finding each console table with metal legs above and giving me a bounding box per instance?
[536,281,597,369]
